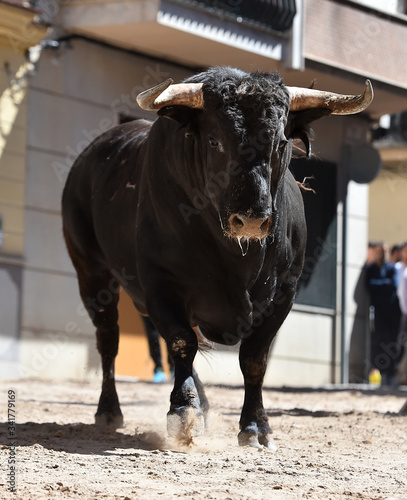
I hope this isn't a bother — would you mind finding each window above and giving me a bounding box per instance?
[290,158,338,310]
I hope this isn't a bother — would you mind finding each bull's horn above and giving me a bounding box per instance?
[137,79,204,110]
[287,80,373,115]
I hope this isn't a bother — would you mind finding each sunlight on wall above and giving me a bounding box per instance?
[0,62,28,158]
[0,60,29,255]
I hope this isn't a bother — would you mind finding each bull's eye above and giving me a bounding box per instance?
[185,132,193,139]
[209,137,224,152]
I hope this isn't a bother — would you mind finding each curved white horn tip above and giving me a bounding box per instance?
[136,78,174,107]
[365,79,374,100]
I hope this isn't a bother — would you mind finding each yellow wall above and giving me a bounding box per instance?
[0,2,48,256]
[116,289,172,380]
[0,47,28,256]
[368,166,407,246]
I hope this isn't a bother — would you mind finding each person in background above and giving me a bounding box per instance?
[365,241,402,387]
[390,244,402,264]
[366,241,377,265]
[396,241,407,385]
[142,316,174,383]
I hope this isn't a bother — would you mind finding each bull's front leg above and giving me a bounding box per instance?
[238,289,295,449]
[146,290,208,445]
[166,327,206,444]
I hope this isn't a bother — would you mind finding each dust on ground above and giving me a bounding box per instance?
[1,379,406,499]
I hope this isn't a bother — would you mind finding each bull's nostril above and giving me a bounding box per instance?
[231,215,244,229]
[228,213,271,238]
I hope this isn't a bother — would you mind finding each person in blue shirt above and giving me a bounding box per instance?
[365,241,403,386]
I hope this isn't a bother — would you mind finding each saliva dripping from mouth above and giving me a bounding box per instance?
[237,236,250,257]
[236,236,267,257]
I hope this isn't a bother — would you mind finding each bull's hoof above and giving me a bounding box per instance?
[238,423,276,450]
[167,406,205,445]
[95,412,124,428]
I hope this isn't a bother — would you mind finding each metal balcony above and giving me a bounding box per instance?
[175,0,297,32]
[58,0,301,70]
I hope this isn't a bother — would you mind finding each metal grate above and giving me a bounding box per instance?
[176,0,297,32]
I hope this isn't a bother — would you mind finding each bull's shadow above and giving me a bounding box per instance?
[0,411,167,456]
[222,408,342,418]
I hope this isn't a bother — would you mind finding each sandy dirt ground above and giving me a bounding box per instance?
[1,379,406,499]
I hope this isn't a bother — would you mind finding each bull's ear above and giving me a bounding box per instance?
[157,105,198,124]
[286,108,331,158]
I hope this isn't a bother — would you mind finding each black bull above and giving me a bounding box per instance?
[62,67,372,448]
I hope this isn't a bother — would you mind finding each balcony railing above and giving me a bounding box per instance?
[174,0,297,32]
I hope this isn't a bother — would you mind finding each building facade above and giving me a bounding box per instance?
[2,0,407,385]
[0,0,47,378]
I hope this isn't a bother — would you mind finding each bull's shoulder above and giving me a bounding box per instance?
[63,119,153,212]
[65,119,152,188]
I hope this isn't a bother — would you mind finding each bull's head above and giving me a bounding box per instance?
[137,68,373,245]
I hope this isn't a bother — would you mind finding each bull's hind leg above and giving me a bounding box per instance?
[92,273,123,428]
[192,367,210,428]
[87,271,123,427]
[84,270,123,427]
[64,232,123,427]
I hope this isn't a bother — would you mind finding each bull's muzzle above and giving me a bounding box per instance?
[228,213,272,240]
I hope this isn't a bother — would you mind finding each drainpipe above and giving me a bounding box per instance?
[340,185,349,384]
[286,0,304,70]
[339,146,350,384]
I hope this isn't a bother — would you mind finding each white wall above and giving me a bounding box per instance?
[195,310,335,387]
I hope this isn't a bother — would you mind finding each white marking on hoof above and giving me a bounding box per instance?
[262,437,277,451]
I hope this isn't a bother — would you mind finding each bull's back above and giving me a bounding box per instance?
[62,119,152,267]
